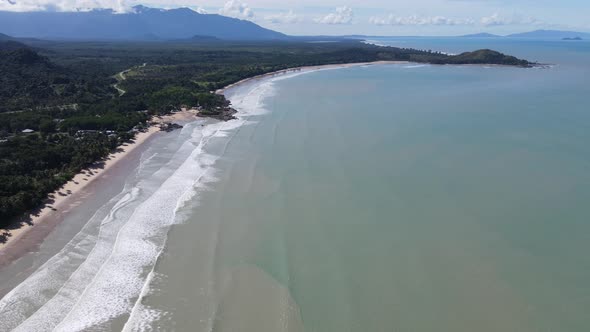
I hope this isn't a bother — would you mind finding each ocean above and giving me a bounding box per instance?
[0,38,589,331]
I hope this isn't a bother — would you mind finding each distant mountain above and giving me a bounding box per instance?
[507,30,590,39]
[461,33,500,38]
[0,44,116,113]
[563,37,583,41]
[0,46,61,111]
[0,6,287,41]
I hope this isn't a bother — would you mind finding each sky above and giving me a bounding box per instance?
[1,0,589,36]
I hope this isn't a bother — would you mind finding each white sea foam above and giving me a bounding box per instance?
[135,152,159,178]
[0,124,200,331]
[121,272,167,332]
[0,182,140,331]
[0,67,295,332]
[51,124,219,331]
[124,75,281,332]
[403,64,431,69]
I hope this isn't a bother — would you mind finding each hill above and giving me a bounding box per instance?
[0,6,286,41]
[445,49,529,66]
[508,30,590,39]
[0,47,63,112]
[0,40,29,51]
[406,49,530,66]
[0,32,30,50]
[0,46,114,113]
[0,32,13,40]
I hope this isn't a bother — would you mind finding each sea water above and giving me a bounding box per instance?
[0,38,589,331]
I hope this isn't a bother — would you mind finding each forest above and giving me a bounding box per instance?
[0,38,531,226]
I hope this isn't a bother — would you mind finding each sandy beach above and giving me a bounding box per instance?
[216,61,409,94]
[0,33,586,332]
[0,109,197,260]
[0,61,405,265]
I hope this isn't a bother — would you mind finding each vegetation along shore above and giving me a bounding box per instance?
[0,36,532,239]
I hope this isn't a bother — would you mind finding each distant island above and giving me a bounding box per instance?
[507,30,590,39]
[460,30,590,39]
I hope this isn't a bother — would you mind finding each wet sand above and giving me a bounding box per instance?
[1,54,587,330]
[216,61,409,95]
[0,61,405,264]
[0,62,410,330]
[0,109,197,266]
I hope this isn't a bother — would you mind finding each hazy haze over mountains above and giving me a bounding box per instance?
[0,5,286,41]
[1,5,589,42]
[506,30,590,38]
[462,30,590,38]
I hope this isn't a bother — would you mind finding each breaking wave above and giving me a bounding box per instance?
[0,72,286,331]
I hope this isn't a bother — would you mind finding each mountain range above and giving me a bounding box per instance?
[507,30,589,38]
[1,6,589,43]
[462,30,590,39]
[0,5,286,41]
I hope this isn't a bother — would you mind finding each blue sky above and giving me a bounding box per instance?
[1,0,588,35]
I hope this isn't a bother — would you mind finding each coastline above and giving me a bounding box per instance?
[0,61,404,265]
[215,58,535,98]
[0,37,580,330]
[0,109,197,258]
[216,61,409,95]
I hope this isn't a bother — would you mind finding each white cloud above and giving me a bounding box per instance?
[370,14,474,26]
[368,12,543,28]
[480,13,508,26]
[194,6,207,14]
[218,0,254,19]
[265,10,301,24]
[480,13,542,26]
[316,6,353,25]
[0,1,212,15]
[0,0,130,12]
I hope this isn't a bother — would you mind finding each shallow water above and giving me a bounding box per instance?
[140,40,590,331]
[0,39,589,331]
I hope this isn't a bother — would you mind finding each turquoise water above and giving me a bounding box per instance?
[139,39,590,331]
[1,39,588,331]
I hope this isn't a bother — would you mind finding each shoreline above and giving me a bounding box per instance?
[0,61,408,264]
[0,61,406,262]
[216,61,409,95]
[0,57,520,265]
[0,109,197,258]
[215,58,538,97]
